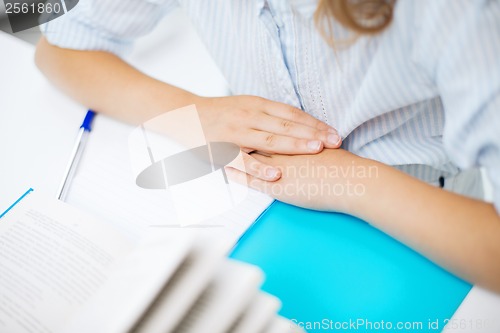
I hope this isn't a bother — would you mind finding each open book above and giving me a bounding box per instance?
[0,191,303,333]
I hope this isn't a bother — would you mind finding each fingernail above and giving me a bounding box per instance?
[307,140,322,151]
[266,168,279,179]
[327,134,341,146]
[328,128,337,133]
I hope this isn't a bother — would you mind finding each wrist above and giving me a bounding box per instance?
[338,156,385,217]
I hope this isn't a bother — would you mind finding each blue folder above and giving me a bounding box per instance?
[230,201,472,332]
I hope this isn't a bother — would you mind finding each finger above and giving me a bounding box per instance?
[248,151,274,162]
[249,113,342,148]
[247,129,325,154]
[225,166,254,187]
[225,167,274,194]
[241,147,255,154]
[226,151,281,181]
[263,100,333,132]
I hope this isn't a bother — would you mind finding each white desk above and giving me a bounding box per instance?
[1,9,499,332]
[0,8,228,210]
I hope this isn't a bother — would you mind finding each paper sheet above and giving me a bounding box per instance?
[65,115,273,244]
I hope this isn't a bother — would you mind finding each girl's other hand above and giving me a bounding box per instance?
[196,95,342,181]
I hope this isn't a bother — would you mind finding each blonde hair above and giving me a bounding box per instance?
[314,0,396,46]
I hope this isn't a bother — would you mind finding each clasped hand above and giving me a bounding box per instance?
[226,149,370,214]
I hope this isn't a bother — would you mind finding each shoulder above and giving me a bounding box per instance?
[43,0,179,55]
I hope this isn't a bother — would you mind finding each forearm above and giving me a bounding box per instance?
[231,149,500,291]
[352,159,500,292]
[35,37,199,124]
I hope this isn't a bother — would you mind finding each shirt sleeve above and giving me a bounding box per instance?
[42,0,178,56]
[413,0,500,212]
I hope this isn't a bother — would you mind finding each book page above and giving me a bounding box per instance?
[132,240,227,333]
[66,115,273,244]
[172,260,264,333]
[229,293,281,333]
[0,192,134,333]
[262,317,306,333]
[62,232,194,333]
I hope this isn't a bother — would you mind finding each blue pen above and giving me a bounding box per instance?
[56,110,96,201]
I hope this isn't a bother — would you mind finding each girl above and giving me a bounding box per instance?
[35,0,500,292]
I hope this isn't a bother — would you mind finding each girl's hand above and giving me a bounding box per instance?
[196,96,342,181]
[226,149,374,213]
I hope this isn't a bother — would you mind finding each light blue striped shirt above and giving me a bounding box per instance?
[43,0,500,211]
